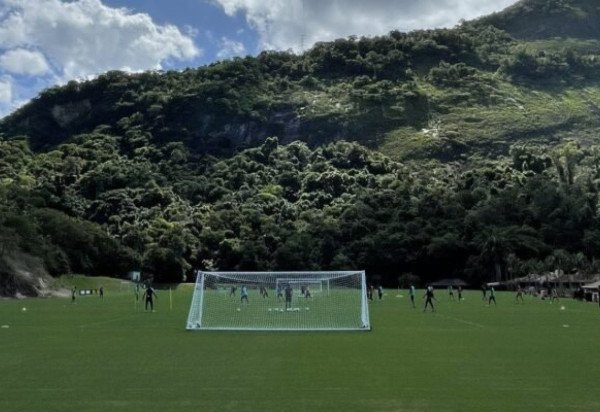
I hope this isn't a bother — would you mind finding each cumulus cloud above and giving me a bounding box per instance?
[0,48,50,76]
[0,76,12,104]
[213,0,518,51]
[216,37,247,60]
[0,0,200,81]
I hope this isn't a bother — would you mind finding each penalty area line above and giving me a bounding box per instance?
[437,314,485,329]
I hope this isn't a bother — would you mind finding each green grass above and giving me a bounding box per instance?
[1,289,600,411]
[197,288,365,330]
[381,82,600,161]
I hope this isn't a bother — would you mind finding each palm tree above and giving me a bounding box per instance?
[475,226,543,282]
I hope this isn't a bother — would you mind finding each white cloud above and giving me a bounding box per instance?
[213,0,518,52]
[0,76,12,104]
[216,37,247,60]
[0,0,200,81]
[0,48,50,76]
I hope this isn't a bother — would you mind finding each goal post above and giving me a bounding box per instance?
[186,271,370,331]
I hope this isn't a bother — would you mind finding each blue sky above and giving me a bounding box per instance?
[102,0,259,66]
[0,0,518,118]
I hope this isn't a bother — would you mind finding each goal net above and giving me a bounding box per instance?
[186,271,370,331]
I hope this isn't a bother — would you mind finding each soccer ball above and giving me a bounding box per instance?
[560,306,565,311]
[236,308,241,312]
[21,307,27,312]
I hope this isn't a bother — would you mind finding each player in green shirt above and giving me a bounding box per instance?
[488,286,497,306]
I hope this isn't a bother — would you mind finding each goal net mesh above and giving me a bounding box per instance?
[186,271,370,331]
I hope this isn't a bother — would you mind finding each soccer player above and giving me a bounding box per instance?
[448,285,455,300]
[597,286,600,310]
[457,286,463,301]
[305,286,312,298]
[71,286,77,304]
[277,286,283,301]
[229,285,237,297]
[409,285,416,308]
[99,286,104,299]
[240,285,249,304]
[423,286,436,312]
[284,284,293,309]
[481,284,487,300]
[259,286,269,298]
[377,285,383,300]
[143,285,157,311]
[516,285,524,303]
[368,284,374,301]
[488,286,497,306]
[550,287,559,303]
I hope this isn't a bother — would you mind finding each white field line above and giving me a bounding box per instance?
[78,315,134,328]
[438,314,485,329]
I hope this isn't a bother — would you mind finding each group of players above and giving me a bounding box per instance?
[224,282,592,314]
[230,284,312,309]
[402,284,467,312]
[411,283,568,312]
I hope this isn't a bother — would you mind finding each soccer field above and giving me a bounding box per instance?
[1,287,599,411]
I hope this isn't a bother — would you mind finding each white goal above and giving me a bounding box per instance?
[186,271,370,331]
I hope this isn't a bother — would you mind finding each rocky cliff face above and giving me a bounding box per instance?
[0,251,54,298]
[50,100,92,128]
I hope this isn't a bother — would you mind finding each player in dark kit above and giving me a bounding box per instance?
[284,284,293,309]
[423,286,436,312]
[259,286,269,298]
[143,285,157,311]
[457,286,463,301]
[71,287,77,303]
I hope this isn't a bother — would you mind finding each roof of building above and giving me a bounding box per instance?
[582,280,600,289]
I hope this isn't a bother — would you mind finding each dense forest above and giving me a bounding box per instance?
[3,0,600,294]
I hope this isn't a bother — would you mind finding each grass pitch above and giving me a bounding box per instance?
[1,286,600,411]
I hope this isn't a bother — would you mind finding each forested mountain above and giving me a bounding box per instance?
[4,0,600,294]
[478,0,600,40]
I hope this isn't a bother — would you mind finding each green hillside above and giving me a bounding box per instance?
[479,0,600,40]
[5,0,600,293]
